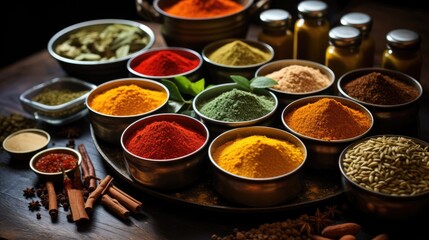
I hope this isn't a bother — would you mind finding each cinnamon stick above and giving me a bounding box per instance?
[101,194,130,220]
[106,185,143,214]
[68,189,89,222]
[45,181,58,219]
[85,175,113,213]
[72,163,84,190]
[78,144,97,192]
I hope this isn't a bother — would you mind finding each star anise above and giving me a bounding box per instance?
[28,200,41,211]
[297,214,312,235]
[308,208,333,233]
[23,187,36,198]
[324,205,342,219]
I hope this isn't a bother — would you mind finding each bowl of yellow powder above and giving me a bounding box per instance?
[208,126,307,207]
[193,83,278,138]
[281,95,374,171]
[202,39,274,84]
[255,59,335,107]
[86,78,170,144]
[2,128,51,161]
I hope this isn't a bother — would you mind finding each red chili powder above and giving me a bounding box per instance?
[125,121,206,159]
[133,50,200,76]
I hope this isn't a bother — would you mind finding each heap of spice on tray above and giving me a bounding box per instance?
[88,84,167,116]
[163,0,244,18]
[131,50,200,76]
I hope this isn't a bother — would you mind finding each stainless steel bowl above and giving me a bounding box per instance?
[29,147,82,182]
[208,126,307,207]
[86,78,169,144]
[48,19,155,83]
[121,113,210,190]
[281,95,373,171]
[151,0,256,51]
[339,135,429,220]
[338,68,423,136]
[193,83,278,138]
[127,47,203,82]
[202,38,274,84]
[255,59,335,107]
[20,77,96,125]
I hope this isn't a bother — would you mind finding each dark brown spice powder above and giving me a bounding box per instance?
[343,72,419,105]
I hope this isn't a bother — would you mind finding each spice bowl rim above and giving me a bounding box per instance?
[201,38,275,68]
[85,77,170,118]
[209,126,307,180]
[255,59,336,95]
[337,67,423,108]
[2,128,51,161]
[339,134,429,199]
[281,95,374,143]
[29,146,82,177]
[127,46,203,79]
[47,18,156,66]
[192,82,279,127]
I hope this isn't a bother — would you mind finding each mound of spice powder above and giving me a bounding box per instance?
[163,0,244,18]
[265,65,331,93]
[125,121,206,159]
[208,40,272,66]
[199,88,275,122]
[342,72,420,105]
[132,50,200,76]
[284,98,371,141]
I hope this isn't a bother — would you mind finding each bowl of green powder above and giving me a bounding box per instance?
[193,83,278,137]
[202,39,274,84]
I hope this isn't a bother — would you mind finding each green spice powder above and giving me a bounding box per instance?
[32,89,89,106]
[199,88,275,122]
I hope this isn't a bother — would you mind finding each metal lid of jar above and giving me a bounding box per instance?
[260,9,292,30]
[340,12,372,34]
[329,26,362,48]
[297,0,328,19]
[386,29,421,50]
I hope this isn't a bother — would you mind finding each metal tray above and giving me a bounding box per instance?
[91,126,344,213]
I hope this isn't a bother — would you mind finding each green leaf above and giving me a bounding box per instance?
[161,79,191,103]
[189,78,205,96]
[167,100,186,113]
[173,76,193,96]
[230,75,251,91]
[250,77,278,89]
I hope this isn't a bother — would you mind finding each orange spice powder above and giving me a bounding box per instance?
[163,0,244,18]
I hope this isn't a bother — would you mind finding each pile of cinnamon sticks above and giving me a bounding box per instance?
[46,143,143,223]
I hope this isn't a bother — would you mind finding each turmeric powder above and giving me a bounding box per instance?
[284,98,371,141]
[89,84,167,116]
[213,135,304,178]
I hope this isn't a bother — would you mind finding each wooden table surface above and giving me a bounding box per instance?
[1,1,428,239]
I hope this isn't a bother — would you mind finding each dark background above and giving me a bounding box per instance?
[1,0,426,69]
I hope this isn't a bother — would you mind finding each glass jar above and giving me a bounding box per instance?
[340,12,375,67]
[381,29,422,81]
[258,9,294,60]
[325,26,363,93]
[293,0,330,64]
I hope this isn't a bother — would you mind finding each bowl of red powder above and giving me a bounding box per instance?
[86,78,170,144]
[281,95,374,171]
[127,47,203,82]
[337,68,422,136]
[121,113,210,190]
[255,59,335,107]
[29,147,82,182]
[137,0,262,51]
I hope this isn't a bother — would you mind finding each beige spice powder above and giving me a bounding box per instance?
[266,65,331,93]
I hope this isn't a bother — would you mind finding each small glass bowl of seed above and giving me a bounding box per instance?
[20,77,96,125]
[339,134,429,220]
